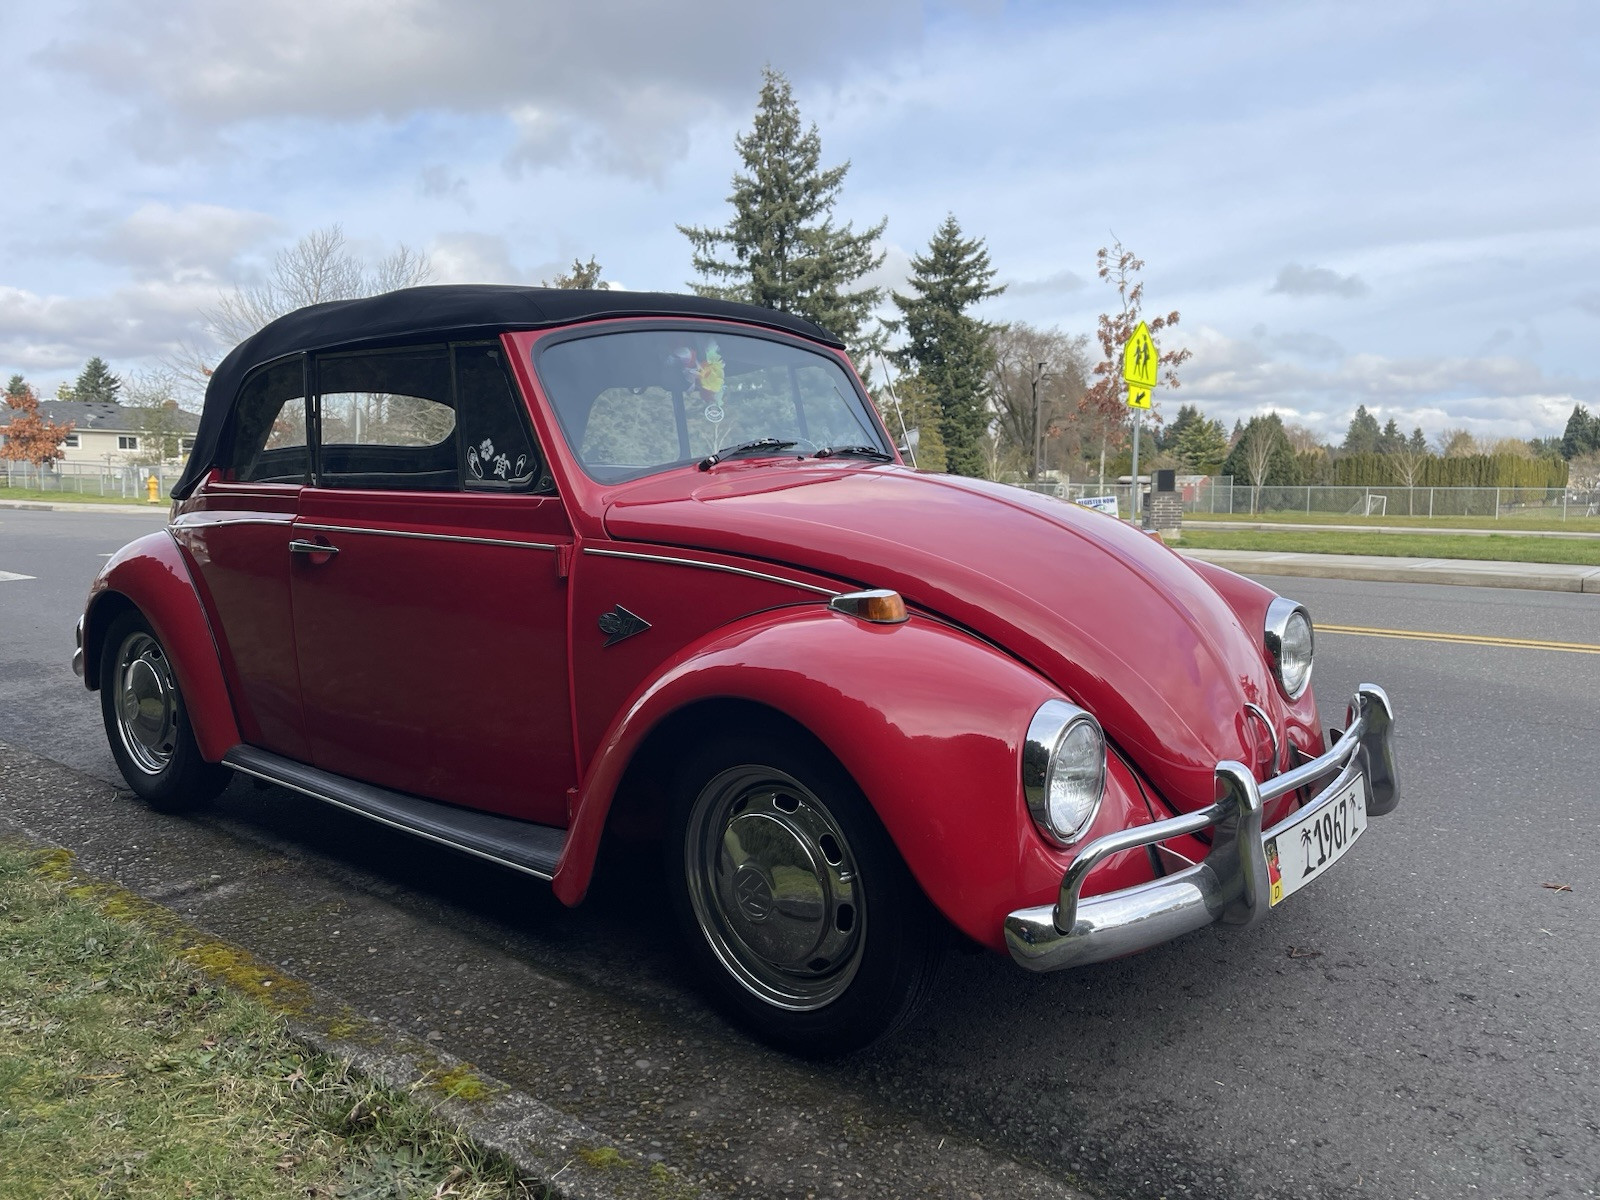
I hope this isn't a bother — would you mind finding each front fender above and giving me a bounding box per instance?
[83,531,241,763]
[552,607,1155,950]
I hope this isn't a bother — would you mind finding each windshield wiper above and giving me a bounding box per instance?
[813,445,894,461]
[698,438,799,470]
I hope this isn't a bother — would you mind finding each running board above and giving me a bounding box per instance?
[223,746,566,881]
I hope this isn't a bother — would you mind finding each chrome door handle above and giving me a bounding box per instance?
[288,539,338,557]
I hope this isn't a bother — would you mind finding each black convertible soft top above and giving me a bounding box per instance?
[172,284,844,499]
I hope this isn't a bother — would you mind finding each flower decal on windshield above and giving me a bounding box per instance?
[672,340,726,424]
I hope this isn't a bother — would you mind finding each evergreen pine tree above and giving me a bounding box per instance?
[1560,404,1600,459]
[679,68,886,355]
[6,374,28,399]
[1378,417,1403,454]
[1172,411,1230,474]
[73,356,122,405]
[1342,404,1380,453]
[1408,427,1429,453]
[889,215,1004,477]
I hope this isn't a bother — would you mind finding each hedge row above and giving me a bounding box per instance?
[1325,453,1568,489]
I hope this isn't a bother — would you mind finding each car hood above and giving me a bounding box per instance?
[604,464,1277,810]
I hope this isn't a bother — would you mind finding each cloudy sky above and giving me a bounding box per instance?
[3,0,1595,443]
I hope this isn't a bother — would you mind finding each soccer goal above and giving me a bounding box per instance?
[1347,493,1387,517]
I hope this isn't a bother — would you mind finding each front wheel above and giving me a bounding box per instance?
[99,610,230,812]
[667,733,944,1056]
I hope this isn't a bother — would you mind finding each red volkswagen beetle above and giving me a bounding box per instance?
[75,286,1398,1054]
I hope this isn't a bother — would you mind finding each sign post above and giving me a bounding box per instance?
[1122,321,1157,521]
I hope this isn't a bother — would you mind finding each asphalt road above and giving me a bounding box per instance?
[2,508,1598,1199]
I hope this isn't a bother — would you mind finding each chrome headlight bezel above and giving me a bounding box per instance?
[1264,596,1314,701]
[1023,700,1107,847]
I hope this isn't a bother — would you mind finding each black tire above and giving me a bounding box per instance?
[666,731,944,1056]
[99,610,230,812]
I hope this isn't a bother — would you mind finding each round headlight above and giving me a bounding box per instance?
[1265,597,1314,700]
[1024,700,1107,846]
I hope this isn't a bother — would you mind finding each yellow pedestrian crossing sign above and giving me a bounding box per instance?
[1122,321,1158,389]
[1127,384,1152,410]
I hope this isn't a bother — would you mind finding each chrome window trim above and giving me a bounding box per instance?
[170,516,295,531]
[1264,596,1314,700]
[1022,698,1107,848]
[294,522,561,552]
[583,547,842,596]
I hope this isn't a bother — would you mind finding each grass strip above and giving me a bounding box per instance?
[1188,510,1600,533]
[0,487,165,506]
[1176,528,1600,566]
[0,840,540,1200]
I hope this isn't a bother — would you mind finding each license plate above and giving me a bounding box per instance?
[1265,774,1368,906]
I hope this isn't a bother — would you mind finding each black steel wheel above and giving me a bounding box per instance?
[667,731,944,1056]
[99,610,230,812]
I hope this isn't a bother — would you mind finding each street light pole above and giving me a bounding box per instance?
[1030,361,1050,482]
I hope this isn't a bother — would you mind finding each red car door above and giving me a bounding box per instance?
[171,355,312,762]
[288,342,575,825]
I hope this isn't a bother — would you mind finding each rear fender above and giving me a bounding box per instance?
[552,608,1152,950]
[83,531,241,763]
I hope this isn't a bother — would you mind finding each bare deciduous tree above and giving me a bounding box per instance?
[987,323,1090,481]
[1240,422,1277,514]
[1433,427,1480,458]
[1388,440,1431,514]
[173,224,432,402]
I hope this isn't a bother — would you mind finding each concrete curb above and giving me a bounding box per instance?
[0,824,705,1200]
[0,498,167,515]
[1181,547,1600,594]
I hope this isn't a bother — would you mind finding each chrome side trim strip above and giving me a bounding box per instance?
[169,516,295,530]
[583,547,842,596]
[1005,684,1399,971]
[222,754,560,881]
[295,522,561,551]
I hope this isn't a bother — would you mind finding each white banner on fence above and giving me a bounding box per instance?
[1076,495,1120,517]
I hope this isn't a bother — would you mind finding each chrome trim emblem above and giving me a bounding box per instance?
[598,604,650,646]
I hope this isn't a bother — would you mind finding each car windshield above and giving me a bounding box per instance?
[535,327,890,482]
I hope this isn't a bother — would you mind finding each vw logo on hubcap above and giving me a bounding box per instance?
[733,863,774,922]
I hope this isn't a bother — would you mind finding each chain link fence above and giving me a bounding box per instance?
[1009,476,1600,521]
[2,460,178,501]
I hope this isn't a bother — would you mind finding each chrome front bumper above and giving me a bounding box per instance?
[1005,684,1398,972]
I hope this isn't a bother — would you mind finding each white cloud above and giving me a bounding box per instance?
[1269,264,1369,299]
[46,0,924,175]
[76,203,281,279]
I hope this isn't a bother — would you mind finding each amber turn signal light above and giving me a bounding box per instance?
[828,589,909,624]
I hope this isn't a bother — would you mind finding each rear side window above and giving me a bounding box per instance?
[310,343,549,493]
[223,357,308,484]
[316,347,457,491]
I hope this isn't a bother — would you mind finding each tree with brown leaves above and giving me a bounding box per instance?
[0,380,76,466]
[1081,240,1192,486]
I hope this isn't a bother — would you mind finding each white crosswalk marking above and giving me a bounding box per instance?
[0,570,36,582]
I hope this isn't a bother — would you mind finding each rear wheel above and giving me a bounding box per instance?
[667,732,944,1056]
[99,611,229,812]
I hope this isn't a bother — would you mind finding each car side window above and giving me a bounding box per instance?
[224,357,308,484]
[315,347,458,491]
[454,344,546,492]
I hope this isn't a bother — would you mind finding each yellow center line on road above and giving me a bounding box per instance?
[1319,623,1600,655]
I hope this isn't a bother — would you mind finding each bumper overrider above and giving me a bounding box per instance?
[1005,684,1398,971]
[72,614,85,679]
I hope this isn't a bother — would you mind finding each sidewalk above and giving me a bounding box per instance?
[1,497,166,516]
[1181,547,1600,593]
[1185,519,1600,541]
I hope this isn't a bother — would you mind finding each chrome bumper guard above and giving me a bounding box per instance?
[72,614,85,679]
[1005,684,1398,972]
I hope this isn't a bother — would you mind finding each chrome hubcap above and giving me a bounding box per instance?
[686,765,865,1011]
[114,632,178,775]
